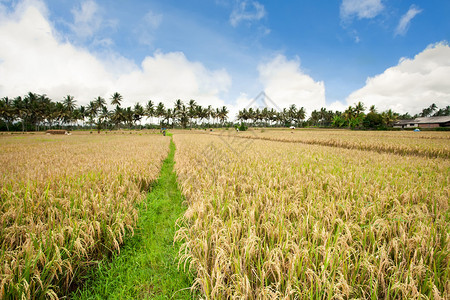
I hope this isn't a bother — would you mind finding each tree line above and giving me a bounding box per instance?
[237,102,450,129]
[1,92,448,131]
[0,92,229,131]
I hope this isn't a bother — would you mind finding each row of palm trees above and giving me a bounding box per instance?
[236,102,402,129]
[0,92,230,131]
[1,92,447,131]
[237,105,306,127]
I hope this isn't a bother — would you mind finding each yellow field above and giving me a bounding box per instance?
[174,132,449,299]
[209,129,450,159]
[0,133,170,298]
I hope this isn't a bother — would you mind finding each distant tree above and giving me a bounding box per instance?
[111,106,124,130]
[219,106,229,125]
[363,112,383,129]
[123,107,133,129]
[433,106,450,116]
[145,100,155,125]
[420,103,437,117]
[155,102,166,126]
[95,96,107,110]
[0,97,14,131]
[188,99,197,127]
[354,101,366,116]
[398,112,413,120]
[381,109,398,127]
[332,115,346,128]
[110,92,123,107]
[86,101,98,130]
[133,103,144,129]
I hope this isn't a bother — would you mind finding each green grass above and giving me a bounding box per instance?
[72,139,195,299]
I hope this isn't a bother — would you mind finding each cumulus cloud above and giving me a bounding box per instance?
[395,5,422,36]
[256,55,326,114]
[230,0,265,27]
[340,0,384,22]
[0,2,230,109]
[116,51,231,107]
[345,42,450,114]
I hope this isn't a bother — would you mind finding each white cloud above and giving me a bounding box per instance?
[395,5,422,36]
[136,10,163,47]
[256,55,326,114]
[0,2,231,109]
[230,0,266,27]
[340,0,384,21]
[70,0,101,39]
[116,51,231,107]
[345,42,450,114]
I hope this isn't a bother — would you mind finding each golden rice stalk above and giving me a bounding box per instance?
[174,133,449,299]
[0,133,170,299]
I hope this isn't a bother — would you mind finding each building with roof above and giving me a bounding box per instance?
[394,116,450,128]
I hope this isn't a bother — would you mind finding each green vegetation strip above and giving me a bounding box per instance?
[73,139,194,299]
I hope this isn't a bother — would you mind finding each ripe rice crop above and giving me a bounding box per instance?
[209,129,450,159]
[174,133,449,299]
[0,134,169,299]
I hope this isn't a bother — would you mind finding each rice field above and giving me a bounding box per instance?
[1,129,449,299]
[209,129,450,159]
[174,132,450,299]
[0,132,170,298]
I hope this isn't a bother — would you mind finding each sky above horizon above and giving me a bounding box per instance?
[0,0,449,118]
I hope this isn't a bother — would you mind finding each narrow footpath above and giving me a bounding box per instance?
[73,139,195,299]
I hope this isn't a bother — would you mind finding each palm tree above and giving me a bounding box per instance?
[288,104,297,125]
[123,107,133,129]
[343,106,355,127]
[145,100,155,125]
[296,107,306,125]
[98,106,110,130]
[381,109,398,127]
[13,96,27,132]
[0,97,14,131]
[133,103,144,129]
[354,101,366,116]
[174,99,183,114]
[219,106,229,125]
[110,92,123,107]
[164,108,174,128]
[86,101,98,130]
[177,105,189,128]
[155,102,166,126]
[95,96,107,110]
[206,105,213,125]
[309,110,320,126]
[111,106,124,130]
[196,105,207,125]
[188,99,197,127]
[62,95,77,128]
[369,105,377,114]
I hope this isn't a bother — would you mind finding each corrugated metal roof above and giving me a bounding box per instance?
[395,116,450,125]
[414,116,450,123]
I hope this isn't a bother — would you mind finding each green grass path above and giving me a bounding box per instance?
[73,139,195,299]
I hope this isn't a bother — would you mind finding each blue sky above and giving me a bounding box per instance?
[0,0,449,116]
